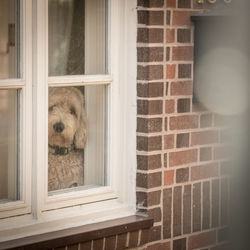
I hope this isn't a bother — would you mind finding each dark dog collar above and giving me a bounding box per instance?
[49,144,75,155]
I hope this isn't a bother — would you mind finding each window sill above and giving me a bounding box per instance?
[0,215,153,250]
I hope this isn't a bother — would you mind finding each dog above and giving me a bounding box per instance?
[48,87,87,191]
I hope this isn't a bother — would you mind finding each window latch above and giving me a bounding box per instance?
[7,23,15,53]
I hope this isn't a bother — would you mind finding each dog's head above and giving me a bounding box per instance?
[48,87,87,149]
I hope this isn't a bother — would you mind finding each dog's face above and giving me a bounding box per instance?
[48,87,87,149]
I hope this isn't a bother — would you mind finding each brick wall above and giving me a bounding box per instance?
[136,0,230,249]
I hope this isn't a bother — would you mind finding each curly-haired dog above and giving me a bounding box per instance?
[48,87,87,191]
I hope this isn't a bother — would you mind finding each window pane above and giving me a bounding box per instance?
[0,0,20,79]
[48,85,107,194]
[48,0,107,76]
[0,89,19,203]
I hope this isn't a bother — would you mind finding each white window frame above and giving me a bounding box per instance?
[0,0,32,220]
[0,0,137,242]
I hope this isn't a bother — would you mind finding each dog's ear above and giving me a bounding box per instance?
[74,105,87,149]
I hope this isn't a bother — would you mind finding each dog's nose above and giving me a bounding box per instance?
[53,122,65,133]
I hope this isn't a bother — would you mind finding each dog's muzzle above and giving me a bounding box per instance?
[53,122,65,133]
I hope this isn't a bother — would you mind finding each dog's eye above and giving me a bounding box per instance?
[49,105,55,112]
[70,107,76,116]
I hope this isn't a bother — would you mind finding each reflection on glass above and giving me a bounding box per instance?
[0,90,19,203]
[0,0,20,79]
[48,0,107,76]
[48,85,106,194]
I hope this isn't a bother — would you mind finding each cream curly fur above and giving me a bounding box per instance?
[48,87,87,191]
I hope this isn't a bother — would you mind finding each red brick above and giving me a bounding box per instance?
[166,47,170,61]
[172,11,194,26]
[173,238,186,250]
[178,0,191,8]
[166,10,171,25]
[137,172,162,188]
[166,64,176,79]
[169,149,197,167]
[165,99,175,113]
[138,65,163,80]
[148,207,162,222]
[166,29,175,43]
[164,153,168,168]
[202,181,210,230]
[183,185,191,234]
[138,0,164,8]
[128,231,139,248]
[164,134,175,149]
[147,242,170,250]
[80,241,92,250]
[173,186,182,236]
[166,0,176,8]
[137,47,164,62]
[193,183,201,232]
[137,28,164,43]
[176,167,189,183]
[170,115,199,130]
[214,146,230,160]
[137,117,162,133]
[200,147,212,162]
[149,226,161,242]
[164,170,175,185]
[163,188,172,239]
[137,154,162,170]
[191,130,219,146]
[171,81,192,96]
[165,117,168,131]
[137,82,164,98]
[137,190,162,207]
[177,98,191,113]
[137,135,162,151]
[176,133,189,148]
[188,230,216,249]
[116,233,128,250]
[93,239,104,250]
[105,236,116,250]
[173,46,193,61]
[137,100,163,115]
[178,64,192,78]
[191,163,219,181]
[177,28,191,43]
[138,11,164,26]
[140,229,150,246]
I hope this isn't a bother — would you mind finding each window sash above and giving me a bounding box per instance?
[48,75,112,87]
[32,0,116,213]
[0,0,32,219]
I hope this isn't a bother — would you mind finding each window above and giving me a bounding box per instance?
[0,0,136,241]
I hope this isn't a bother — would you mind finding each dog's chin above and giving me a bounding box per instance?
[49,134,73,148]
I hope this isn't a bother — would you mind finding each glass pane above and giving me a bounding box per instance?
[0,89,19,203]
[48,85,106,194]
[48,0,107,76]
[0,0,20,78]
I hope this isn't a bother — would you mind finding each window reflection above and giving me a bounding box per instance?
[48,0,107,76]
[0,90,19,202]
